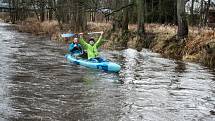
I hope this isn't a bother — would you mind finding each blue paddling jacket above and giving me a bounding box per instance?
[69,43,83,55]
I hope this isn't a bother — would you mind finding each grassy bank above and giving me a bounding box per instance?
[104,24,215,67]
[14,18,59,36]
[149,25,215,68]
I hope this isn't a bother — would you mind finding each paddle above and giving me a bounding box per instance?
[61,31,103,37]
[61,33,75,38]
[87,31,103,35]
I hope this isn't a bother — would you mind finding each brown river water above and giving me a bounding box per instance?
[0,22,215,121]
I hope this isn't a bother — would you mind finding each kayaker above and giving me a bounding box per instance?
[69,37,83,56]
[79,31,105,62]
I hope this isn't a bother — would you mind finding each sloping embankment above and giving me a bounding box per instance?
[105,24,215,68]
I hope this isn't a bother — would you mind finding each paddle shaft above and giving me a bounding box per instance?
[88,32,103,34]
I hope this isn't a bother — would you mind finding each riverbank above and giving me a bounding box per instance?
[1,18,215,67]
[104,24,215,68]
[150,26,215,68]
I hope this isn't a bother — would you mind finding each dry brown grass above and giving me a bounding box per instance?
[16,18,59,35]
[146,24,177,35]
[0,13,10,21]
[144,24,215,67]
[185,27,215,54]
[87,22,112,32]
[143,24,215,55]
[184,27,215,67]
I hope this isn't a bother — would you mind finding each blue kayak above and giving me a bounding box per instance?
[65,54,121,73]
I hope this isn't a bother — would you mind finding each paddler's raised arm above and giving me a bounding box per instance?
[95,31,104,47]
[79,33,88,49]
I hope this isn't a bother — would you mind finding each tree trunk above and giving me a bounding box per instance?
[144,0,147,23]
[137,0,145,36]
[112,0,121,32]
[40,1,46,22]
[9,0,15,23]
[122,0,129,31]
[204,0,211,25]
[73,0,87,32]
[158,0,162,23]
[92,11,95,22]
[151,0,154,22]
[190,0,194,25]
[48,0,53,20]
[200,0,204,26]
[173,1,177,24]
[177,0,188,40]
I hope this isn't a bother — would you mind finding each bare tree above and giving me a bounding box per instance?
[177,0,188,40]
[137,0,145,36]
[204,0,211,25]
[190,0,195,25]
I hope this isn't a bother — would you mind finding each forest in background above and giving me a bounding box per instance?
[0,0,214,36]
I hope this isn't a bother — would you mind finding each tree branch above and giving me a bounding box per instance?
[103,3,134,17]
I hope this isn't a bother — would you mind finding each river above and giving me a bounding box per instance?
[0,22,215,121]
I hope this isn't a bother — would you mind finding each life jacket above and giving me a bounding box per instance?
[79,37,104,59]
[69,43,83,54]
